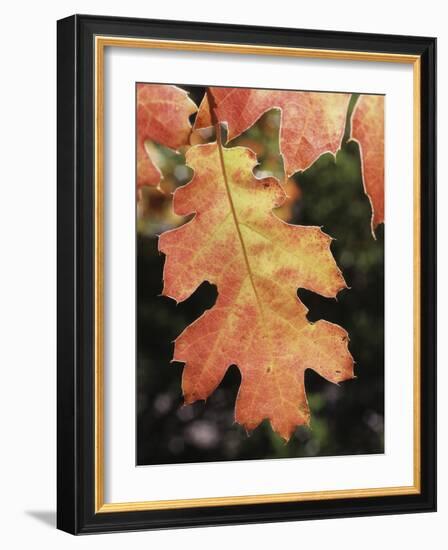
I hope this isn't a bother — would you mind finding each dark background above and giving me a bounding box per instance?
[136,86,384,466]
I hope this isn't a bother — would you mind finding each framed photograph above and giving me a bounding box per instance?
[57,14,436,534]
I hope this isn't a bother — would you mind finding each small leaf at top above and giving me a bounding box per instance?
[350,94,385,233]
[194,87,350,177]
[137,84,197,189]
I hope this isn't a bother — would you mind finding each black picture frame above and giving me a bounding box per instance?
[57,14,436,534]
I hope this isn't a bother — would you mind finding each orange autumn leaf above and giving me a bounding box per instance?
[194,88,350,177]
[159,142,354,441]
[136,84,197,188]
[350,95,385,233]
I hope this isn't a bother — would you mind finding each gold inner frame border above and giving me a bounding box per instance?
[94,35,421,513]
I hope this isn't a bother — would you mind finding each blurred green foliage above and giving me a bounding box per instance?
[137,87,384,465]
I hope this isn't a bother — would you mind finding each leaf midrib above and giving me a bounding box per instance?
[214,138,271,350]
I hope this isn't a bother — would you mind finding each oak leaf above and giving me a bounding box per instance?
[350,95,385,232]
[159,142,354,440]
[194,88,350,177]
[136,84,197,188]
